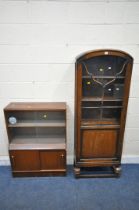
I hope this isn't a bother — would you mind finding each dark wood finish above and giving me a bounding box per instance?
[74,49,133,178]
[9,150,66,176]
[4,102,67,177]
[81,130,117,158]
[4,102,66,111]
[9,150,40,171]
[40,150,66,170]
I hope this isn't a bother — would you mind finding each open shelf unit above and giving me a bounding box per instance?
[4,102,67,177]
[74,49,133,178]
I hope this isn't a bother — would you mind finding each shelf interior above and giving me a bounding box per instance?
[81,100,122,122]
[8,120,66,128]
[10,136,66,150]
[82,76,125,79]
[6,111,66,126]
[82,97,123,102]
[81,119,120,126]
[8,127,66,145]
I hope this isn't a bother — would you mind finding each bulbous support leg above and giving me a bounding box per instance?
[113,165,121,177]
[74,167,81,178]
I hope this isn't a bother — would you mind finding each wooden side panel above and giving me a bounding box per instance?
[9,150,40,171]
[40,150,66,170]
[81,130,118,158]
[75,63,82,161]
[118,62,133,159]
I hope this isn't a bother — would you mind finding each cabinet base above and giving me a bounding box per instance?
[12,170,66,177]
[74,166,121,178]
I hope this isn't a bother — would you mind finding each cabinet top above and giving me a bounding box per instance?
[76,49,133,62]
[4,102,66,111]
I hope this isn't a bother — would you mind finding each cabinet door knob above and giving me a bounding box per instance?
[61,154,64,158]
[11,155,15,166]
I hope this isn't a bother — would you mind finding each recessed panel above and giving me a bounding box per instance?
[10,150,40,171]
[81,130,118,158]
[40,151,66,170]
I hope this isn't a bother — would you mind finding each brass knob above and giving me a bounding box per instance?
[61,154,64,158]
[11,156,15,166]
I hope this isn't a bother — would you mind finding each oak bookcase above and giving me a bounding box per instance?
[4,102,66,177]
[74,49,133,178]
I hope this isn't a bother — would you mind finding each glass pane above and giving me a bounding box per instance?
[82,101,101,108]
[113,84,124,99]
[37,111,65,121]
[82,55,126,77]
[82,108,101,120]
[102,108,121,120]
[82,78,103,97]
[103,101,122,106]
[11,127,65,138]
[6,111,36,123]
[104,78,125,99]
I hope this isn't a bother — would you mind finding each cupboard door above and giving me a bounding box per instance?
[81,130,118,158]
[9,150,40,171]
[40,150,66,170]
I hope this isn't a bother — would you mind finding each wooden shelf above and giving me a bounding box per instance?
[8,120,66,128]
[81,119,120,125]
[82,76,125,79]
[9,136,66,150]
[82,106,123,109]
[4,102,66,111]
[82,97,123,102]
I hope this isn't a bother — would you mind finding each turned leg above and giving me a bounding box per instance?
[74,167,80,178]
[113,165,121,177]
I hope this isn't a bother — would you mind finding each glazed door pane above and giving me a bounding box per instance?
[82,55,126,76]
